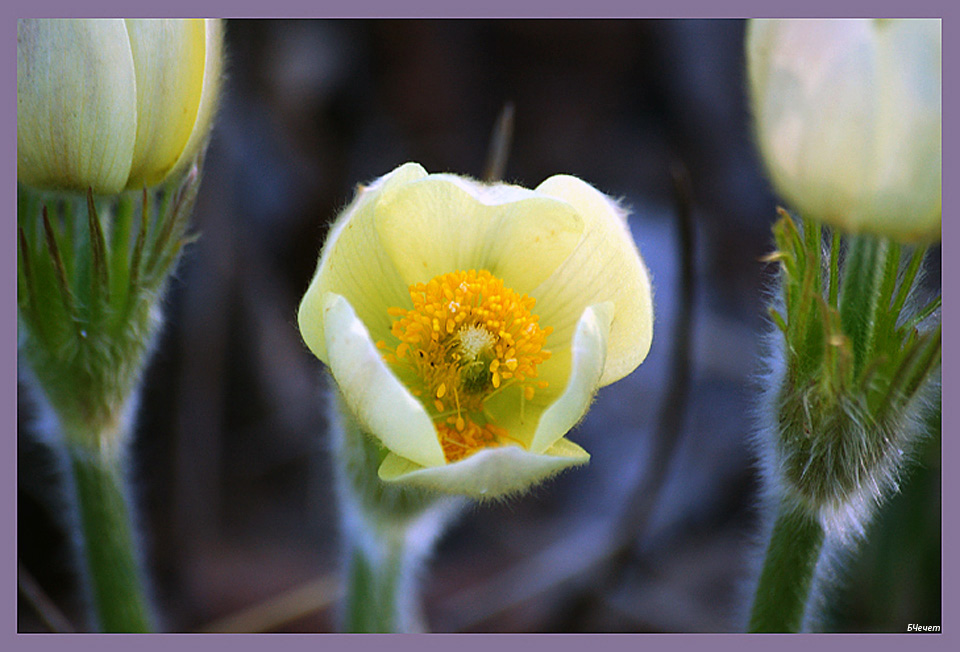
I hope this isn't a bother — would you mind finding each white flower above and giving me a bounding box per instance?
[299,163,654,498]
[747,19,941,243]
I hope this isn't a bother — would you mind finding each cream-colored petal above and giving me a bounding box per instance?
[745,19,776,125]
[747,19,941,244]
[378,438,590,498]
[769,20,878,229]
[532,175,654,386]
[161,19,225,188]
[17,19,137,194]
[299,163,429,362]
[320,292,446,468]
[375,175,584,294]
[528,302,611,454]
[868,19,941,242]
[124,19,207,188]
[476,302,610,451]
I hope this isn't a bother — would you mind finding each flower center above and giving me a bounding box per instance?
[378,269,552,462]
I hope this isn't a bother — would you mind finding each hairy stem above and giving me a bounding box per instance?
[67,440,154,632]
[749,501,825,632]
[342,526,409,632]
[330,391,459,632]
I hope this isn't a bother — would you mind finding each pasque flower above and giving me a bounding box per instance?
[17,18,223,194]
[299,163,653,498]
[747,19,941,243]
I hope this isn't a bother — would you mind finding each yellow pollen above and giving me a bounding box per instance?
[383,269,553,462]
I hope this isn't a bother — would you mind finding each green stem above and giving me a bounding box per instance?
[838,235,887,378]
[749,501,825,632]
[67,441,154,632]
[331,392,457,632]
[18,171,205,634]
[342,526,408,632]
[828,228,841,308]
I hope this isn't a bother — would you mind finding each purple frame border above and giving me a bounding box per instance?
[5,1,954,651]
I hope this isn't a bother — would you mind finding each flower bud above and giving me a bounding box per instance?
[17,18,223,194]
[746,19,941,243]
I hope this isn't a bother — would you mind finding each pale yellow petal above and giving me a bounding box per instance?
[747,19,941,244]
[869,19,941,242]
[378,437,590,498]
[374,175,584,294]
[299,163,429,363]
[320,291,446,468]
[124,19,207,188]
[745,19,776,123]
[477,302,610,450]
[763,20,879,230]
[162,18,225,187]
[528,302,611,454]
[532,175,654,386]
[17,19,137,193]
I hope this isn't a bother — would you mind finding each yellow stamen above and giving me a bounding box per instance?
[382,269,553,462]
[437,420,500,462]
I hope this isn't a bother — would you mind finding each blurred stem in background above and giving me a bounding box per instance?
[748,213,940,632]
[610,161,696,561]
[483,102,515,183]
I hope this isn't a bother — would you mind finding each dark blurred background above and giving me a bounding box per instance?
[17,19,941,633]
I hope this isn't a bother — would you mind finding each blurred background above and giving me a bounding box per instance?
[17,19,941,633]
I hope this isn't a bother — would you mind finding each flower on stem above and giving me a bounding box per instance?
[746,19,941,243]
[299,163,654,498]
[17,18,225,633]
[17,18,223,194]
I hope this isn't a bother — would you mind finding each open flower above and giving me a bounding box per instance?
[299,163,653,498]
[746,19,941,243]
[17,18,223,194]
